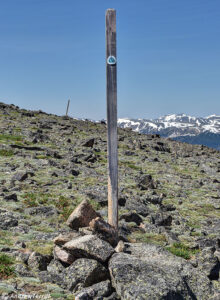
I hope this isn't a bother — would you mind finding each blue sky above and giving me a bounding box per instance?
[0,0,220,120]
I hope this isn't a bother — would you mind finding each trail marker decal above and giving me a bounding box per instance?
[107,56,117,65]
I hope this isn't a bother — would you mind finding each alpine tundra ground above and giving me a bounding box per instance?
[0,102,219,299]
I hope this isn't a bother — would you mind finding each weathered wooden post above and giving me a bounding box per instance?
[66,99,70,116]
[106,9,118,230]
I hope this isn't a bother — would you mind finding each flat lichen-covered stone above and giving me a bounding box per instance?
[109,243,215,300]
[74,280,113,299]
[63,234,115,263]
[53,232,81,247]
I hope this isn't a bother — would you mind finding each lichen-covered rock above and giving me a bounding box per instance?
[54,245,75,265]
[63,234,114,263]
[0,210,18,229]
[53,232,81,247]
[47,259,65,275]
[66,199,99,230]
[26,206,58,216]
[137,174,157,190]
[64,258,109,292]
[151,212,173,226]
[28,251,52,272]
[75,280,113,299]
[39,259,66,285]
[115,240,125,253]
[14,263,34,277]
[89,217,118,246]
[16,249,32,264]
[109,243,215,299]
[82,138,95,148]
[197,247,220,280]
[119,212,142,226]
[4,193,18,202]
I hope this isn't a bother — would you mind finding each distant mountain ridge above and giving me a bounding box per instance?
[118,114,220,150]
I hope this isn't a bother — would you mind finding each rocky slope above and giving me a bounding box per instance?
[118,114,220,150]
[0,102,220,299]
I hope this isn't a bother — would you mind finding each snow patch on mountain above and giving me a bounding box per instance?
[118,114,220,149]
[118,114,220,135]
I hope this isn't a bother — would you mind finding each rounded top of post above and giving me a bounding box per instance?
[106,8,116,14]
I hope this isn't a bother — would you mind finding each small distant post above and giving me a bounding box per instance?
[106,9,118,230]
[66,99,70,116]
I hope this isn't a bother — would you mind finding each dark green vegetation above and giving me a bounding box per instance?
[0,134,22,143]
[128,232,167,246]
[0,102,219,298]
[0,149,14,157]
[166,242,199,260]
[0,254,14,279]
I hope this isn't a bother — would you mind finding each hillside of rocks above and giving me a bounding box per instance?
[0,102,220,299]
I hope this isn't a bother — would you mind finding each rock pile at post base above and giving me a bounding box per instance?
[3,199,219,299]
[51,200,220,299]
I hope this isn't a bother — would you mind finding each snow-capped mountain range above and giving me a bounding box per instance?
[118,114,220,150]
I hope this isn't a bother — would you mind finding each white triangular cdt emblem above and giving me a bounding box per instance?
[107,56,117,65]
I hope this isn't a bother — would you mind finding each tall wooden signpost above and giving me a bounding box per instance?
[106,9,118,230]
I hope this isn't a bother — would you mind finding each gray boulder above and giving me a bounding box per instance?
[137,174,157,190]
[26,206,58,217]
[197,247,220,280]
[63,234,114,263]
[109,243,214,299]
[82,138,95,148]
[4,193,18,202]
[75,280,113,299]
[0,210,18,229]
[47,259,65,275]
[40,259,66,285]
[64,258,109,292]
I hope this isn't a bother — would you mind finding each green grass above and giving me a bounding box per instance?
[22,192,38,207]
[0,149,14,157]
[35,155,48,159]
[190,231,201,237]
[187,220,201,229]
[88,199,102,211]
[50,293,66,299]
[0,254,15,279]
[56,195,101,221]
[26,241,53,256]
[13,127,21,132]
[120,160,141,171]
[197,203,216,214]
[166,242,199,260]
[126,163,141,170]
[128,232,167,246]
[55,195,75,221]
[21,192,86,221]
[0,134,23,142]
[22,192,54,207]
[0,231,13,247]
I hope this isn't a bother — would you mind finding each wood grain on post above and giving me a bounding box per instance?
[106,9,118,230]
